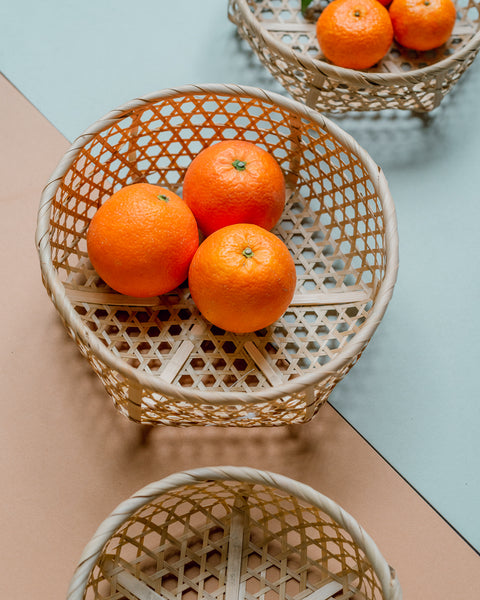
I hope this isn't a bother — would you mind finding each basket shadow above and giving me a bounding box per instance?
[122,418,325,480]
[50,313,341,484]
[326,58,480,172]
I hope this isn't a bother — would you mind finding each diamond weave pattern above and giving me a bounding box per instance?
[83,480,384,600]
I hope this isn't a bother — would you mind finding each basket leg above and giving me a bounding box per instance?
[127,384,155,445]
[305,74,326,109]
[127,383,144,422]
[410,69,446,119]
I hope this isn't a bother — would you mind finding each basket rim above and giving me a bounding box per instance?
[35,83,399,406]
[65,465,402,600]
[231,0,480,86]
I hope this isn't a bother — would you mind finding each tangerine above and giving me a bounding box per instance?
[188,223,297,334]
[182,140,285,236]
[316,0,394,70]
[389,0,457,51]
[87,183,199,297]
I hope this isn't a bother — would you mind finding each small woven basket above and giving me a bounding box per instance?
[36,84,398,427]
[66,466,402,600]
[228,0,480,113]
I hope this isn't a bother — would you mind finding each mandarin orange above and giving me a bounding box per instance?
[182,140,285,236]
[188,223,296,333]
[87,183,199,297]
[316,0,393,70]
[389,0,457,51]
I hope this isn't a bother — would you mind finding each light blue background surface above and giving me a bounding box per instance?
[1,0,479,550]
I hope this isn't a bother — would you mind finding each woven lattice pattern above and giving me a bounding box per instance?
[81,481,384,600]
[228,0,480,112]
[36,85,397,426]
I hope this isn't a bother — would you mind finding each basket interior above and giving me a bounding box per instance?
[242,0,480,74]
[83,480,385,600]
[46,91,388,397]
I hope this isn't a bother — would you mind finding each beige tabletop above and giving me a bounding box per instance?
[1,73,479,598]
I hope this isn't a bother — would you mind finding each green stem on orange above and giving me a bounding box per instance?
[158,194,169,202]
[243,247,254,259]
[232,159,247,171]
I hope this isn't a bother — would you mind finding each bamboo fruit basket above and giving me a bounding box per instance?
[66,466,402,600]
[35,84,398,427]
[228,0,480,113]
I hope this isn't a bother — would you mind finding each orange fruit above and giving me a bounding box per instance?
[316,0,394,70]
[188,223,297,333]
[389,0,457,51]
[182,140,285,236]
[87,183,199,297]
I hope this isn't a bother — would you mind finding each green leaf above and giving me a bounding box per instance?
[301,0,315,13]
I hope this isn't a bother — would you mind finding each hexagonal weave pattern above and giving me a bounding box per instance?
[66,467,402,600]
[228,0,480,113]
[36,84,398,427]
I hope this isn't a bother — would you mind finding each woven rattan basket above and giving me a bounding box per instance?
[36,84,398,427]
[228,0,480,113]
[66,466,402,600]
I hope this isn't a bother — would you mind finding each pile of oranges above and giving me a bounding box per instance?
[86,140,296,334]
[315,0,458,70]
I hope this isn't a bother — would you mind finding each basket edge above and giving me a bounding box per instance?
[66,465,402,600]
[35,83,399,407]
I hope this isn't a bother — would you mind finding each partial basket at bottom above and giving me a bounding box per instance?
[36,84,398,427]
[66,466,402,600]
